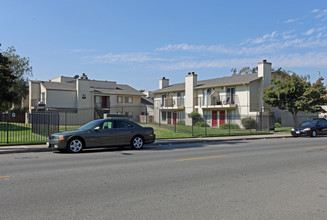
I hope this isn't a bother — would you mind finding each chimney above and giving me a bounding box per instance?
[159,77,169,89]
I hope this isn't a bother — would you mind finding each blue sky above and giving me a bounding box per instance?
[1,0,327,91]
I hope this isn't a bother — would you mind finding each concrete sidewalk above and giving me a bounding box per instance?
[0,133,292,155]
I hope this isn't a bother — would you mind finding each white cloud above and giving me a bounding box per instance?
[311,9,320,13]
[91,52,165,63]
[247,31,278,44]
[303,28,316,35]
[285,18,297,23]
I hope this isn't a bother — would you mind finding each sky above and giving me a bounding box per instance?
[1,0,327,91]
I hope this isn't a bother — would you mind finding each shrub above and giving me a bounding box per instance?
[219,123,240,129]
[195,121,209,127]
[176,120,185,125]
[241,117,256,129]
[189,111,202,124]
[274,122,281,128]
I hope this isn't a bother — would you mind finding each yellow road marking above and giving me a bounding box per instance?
[305,146,327,149]
[0,176,10,179]
[177,155,226,161]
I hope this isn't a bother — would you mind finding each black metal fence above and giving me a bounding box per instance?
[0,106,321,145]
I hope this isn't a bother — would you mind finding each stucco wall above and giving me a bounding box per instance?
[46,90,77,108]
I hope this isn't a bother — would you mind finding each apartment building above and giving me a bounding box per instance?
[29,73,148,124]
[153,60,307,127]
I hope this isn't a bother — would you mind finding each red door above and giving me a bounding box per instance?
[101,96,107,108]
[212,111,217,127]
[220,111,225,125]
[173,112,177,125]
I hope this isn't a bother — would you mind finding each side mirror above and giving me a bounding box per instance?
[94,126,100,131]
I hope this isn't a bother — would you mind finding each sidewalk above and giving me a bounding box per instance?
[0,133,291,155]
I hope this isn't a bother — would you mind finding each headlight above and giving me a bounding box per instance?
[291,128,295,131]
[303,128,311,131]
[58,136,65,141]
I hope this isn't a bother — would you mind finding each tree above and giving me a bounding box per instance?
[0,51,18,110]
[231,66,258,76]
[0,46,32,110]
[263,70,327,125]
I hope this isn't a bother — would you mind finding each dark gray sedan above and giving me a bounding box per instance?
[46,118,155,153]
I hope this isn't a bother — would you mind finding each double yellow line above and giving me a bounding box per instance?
[177,155,226,161]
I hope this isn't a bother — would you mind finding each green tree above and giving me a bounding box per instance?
[1,46,32,110]
[231,66,258,76]
[0,51,18,110]
[263,70,327,125]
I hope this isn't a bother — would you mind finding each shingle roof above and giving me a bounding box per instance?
[41,82,76,91]
[93,84,144,96]
[153,73,261,93]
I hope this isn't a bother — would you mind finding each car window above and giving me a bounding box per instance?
[100,121,113,129]
[300,121,312,127]
[115,120,133,128]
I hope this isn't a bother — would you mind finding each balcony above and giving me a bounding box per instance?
[158,97,184,110]
[195,95,238,109]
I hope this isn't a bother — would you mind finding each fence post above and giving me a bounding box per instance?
[6,113,9,144]
[191,118,194,136]
[229,115,231,135]
[205,115,207,136]
[250,116,251,134]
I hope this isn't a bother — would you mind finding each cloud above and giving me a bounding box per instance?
[91,52,166,63]
[156,43,236,54]
[285,18,297,23]
[246,31,278,44]
[303,28,316,35]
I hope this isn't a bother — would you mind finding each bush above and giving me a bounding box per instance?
[176,120,185,125]
[241,117,256,129]
[195,121,209,127]
[190,111,203,124]
[219,123,240,129]
[274,122,281,128]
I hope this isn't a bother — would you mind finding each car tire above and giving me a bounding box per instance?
[67,138,84,153]
[311,130,317,137]
[131,136,144,149]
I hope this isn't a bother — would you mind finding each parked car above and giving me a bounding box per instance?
[291,119,327,137]
[47,118,155,153]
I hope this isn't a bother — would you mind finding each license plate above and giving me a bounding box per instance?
[296,131,300,134]
[46,142,50,147]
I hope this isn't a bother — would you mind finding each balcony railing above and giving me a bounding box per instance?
[195,95,238,107]
[159,97,184,108]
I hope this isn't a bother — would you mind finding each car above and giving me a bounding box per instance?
[291,119,327,137]
[46,118,155,153]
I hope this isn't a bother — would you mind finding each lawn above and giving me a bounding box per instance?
[140,123,276,139]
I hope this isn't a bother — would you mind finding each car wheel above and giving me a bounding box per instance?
[67,138,84,153]
[131,136,144,149]
[311,130,317,137]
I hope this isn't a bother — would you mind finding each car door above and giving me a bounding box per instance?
[316,121,324,135]
[91,120,116,146]
[322,120,327,135]
[114,119,136,146]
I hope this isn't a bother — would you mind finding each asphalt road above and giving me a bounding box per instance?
[1,137,327,220]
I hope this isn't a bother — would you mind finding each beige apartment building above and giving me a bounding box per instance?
[153,60,316,128]
[29,74,151,125]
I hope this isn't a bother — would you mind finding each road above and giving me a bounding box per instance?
[1,137,327,220]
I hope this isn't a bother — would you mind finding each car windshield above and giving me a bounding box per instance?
[78,120,101,130]
[300,121,317,127]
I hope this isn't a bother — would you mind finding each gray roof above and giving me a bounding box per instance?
[153,73,261,93]
[41,82,76,91]
[93,84,144,96]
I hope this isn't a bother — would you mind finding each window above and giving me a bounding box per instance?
[100,121,113,129]
[125,97,133,103]
[226,88,235,104]
[116,120,133,128]
[162,111,166,121]
[178,111,185,120]
[125,111,133,118]
[203,110,211,121]
[117,96,123,103]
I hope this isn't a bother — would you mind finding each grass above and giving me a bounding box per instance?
[140,123,277,139]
